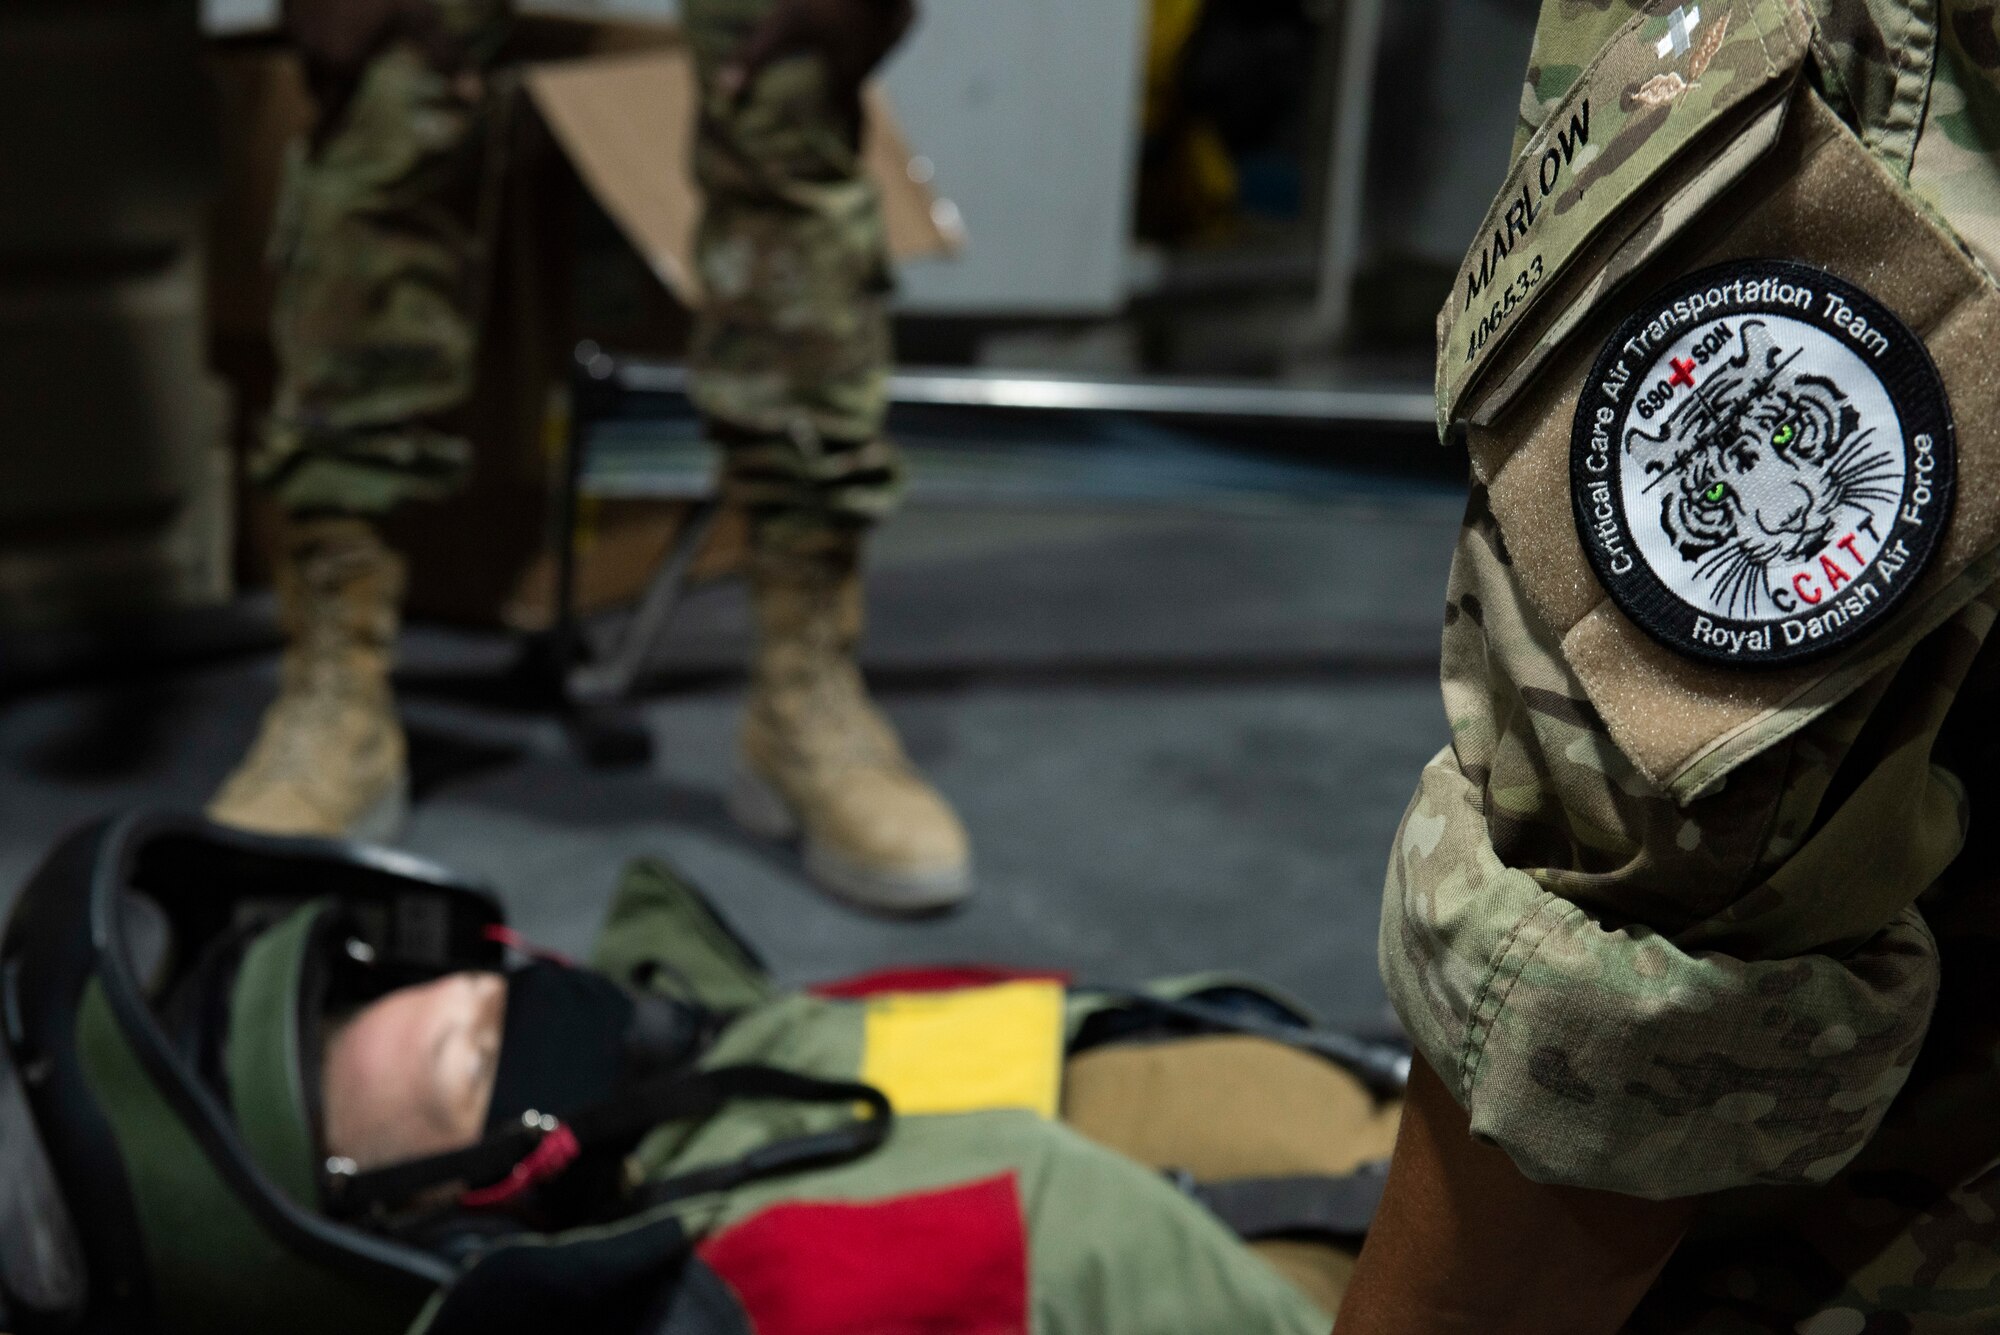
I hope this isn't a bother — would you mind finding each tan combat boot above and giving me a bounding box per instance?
[730,528,972,913]
[208,516,410,842]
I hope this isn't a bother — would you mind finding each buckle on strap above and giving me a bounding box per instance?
[459,1121,582,1210]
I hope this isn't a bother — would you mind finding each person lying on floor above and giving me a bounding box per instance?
[248,861,1403,1332]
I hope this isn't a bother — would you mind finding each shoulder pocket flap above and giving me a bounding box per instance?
[1437,0,1811,433]
[1472,89,2000,802]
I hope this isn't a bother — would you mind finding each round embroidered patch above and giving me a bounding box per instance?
[1571,260,1954,667]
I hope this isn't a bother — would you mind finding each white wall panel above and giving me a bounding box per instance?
[876,1,1145,315]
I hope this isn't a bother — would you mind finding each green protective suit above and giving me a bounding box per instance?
[560,859,1333,1335]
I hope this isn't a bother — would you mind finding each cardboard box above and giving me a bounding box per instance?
[208,16,952,630]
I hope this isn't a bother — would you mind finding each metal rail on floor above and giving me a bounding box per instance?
[578,347,1437,428]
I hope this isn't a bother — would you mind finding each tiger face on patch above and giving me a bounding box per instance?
[1630,319,1900,620]
[1572,261,1954,667]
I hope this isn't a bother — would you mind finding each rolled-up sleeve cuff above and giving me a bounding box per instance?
[1379,750,1939,1199]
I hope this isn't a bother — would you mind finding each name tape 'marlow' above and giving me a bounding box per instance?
[1438,0,1813,429]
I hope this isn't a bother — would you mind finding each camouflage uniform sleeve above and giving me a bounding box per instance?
[1385,0,2000,1201]
[1381,481,1995,1197]
[1510,1,1646,158]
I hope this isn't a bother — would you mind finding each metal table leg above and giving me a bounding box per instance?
[536,341,724,768]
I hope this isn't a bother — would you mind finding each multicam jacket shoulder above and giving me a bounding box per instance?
[1385,2,2000,1328]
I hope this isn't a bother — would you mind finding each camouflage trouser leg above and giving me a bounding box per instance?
[683,0,904,539]
[255,0,513,516]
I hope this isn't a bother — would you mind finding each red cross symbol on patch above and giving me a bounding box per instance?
[1669,356,1698,388]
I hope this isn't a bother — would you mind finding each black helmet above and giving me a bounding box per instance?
[1,813,891,1335]
[0,811,506,1335]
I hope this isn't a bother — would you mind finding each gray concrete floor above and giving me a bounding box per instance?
[0,492,1461,1033]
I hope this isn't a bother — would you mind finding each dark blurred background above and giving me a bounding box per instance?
[0,0,1541,1027]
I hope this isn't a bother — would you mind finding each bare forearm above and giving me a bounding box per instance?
[1334,1055,1697,1335]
